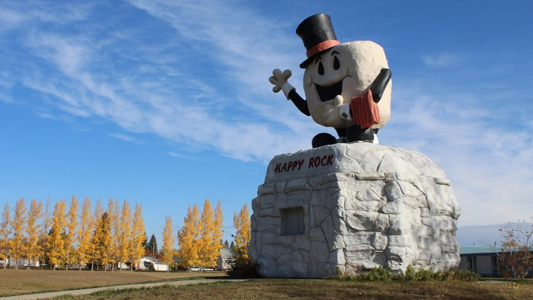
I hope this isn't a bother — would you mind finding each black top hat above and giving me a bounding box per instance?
[296,14,340,69]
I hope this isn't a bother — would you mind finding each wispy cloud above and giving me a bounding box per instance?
[422,53,461,68]
[0,2,90,31]
[0,93,13,104]
[167,151,200,161]
[107,133,143,144]
[2,1,532,228]
[383,78,533,226]
[2,1,314,162]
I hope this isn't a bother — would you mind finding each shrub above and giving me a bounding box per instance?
[450,269,481,281]
[226,249,260,278]
[334,266,480,282]
[357,267,395,281]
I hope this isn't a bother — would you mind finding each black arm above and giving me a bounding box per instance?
[288,89,311,116]
[370,68,391,103]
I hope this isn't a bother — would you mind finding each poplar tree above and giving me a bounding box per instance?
[38,198,51,267]
[47,200,67,270]
[118,200,132,269]
[76,197,93,270]
[106,199,119,270]
[25,199,43,268]
[233,204,251,259]
[213,200,224,256]
[197,199,223,268]
[197,200,213,267]
[10,198,27,269]
[0,202,11,268]
[94,199,104,219]
[178,204,200,267]
[92,212,111,271]
[89,199,104,271]
[64,196,79,270]
[161,216,174,267]
[131,203,146,270]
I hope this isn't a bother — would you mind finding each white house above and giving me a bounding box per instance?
[1,258,40,268]
[217,248,236,271]
[136,256,169,271]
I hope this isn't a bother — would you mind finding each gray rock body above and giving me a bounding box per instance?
[250,143,460,278]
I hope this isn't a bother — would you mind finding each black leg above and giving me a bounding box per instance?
[346,124,374,142]
[312,133,337,148]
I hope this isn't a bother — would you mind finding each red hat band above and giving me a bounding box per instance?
[306,39,340,59]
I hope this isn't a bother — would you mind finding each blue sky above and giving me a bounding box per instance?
[1,0,532,244]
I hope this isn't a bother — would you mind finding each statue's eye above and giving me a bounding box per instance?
[318,61,324,75]
[333,56,340,70]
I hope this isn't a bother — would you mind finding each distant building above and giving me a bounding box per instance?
[217,248,236,271]
[136,256,169,271]
[459,246,501,277]
[1,258,40,268]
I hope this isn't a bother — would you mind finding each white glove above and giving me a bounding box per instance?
[324,95,345,127]
[269,69,294,99]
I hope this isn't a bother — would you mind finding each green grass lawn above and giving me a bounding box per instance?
[0,268,225,297]
[50,278,533,300]
[3,268,533,300]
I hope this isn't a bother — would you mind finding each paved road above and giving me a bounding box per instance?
[1,278,246,300]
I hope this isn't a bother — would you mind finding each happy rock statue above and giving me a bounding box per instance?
[270,14,392,148]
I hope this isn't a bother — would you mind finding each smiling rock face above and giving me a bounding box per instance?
[303,41,392,129]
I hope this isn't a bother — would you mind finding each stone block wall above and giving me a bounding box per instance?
[249,143,461,278]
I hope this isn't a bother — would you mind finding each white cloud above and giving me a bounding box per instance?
[107,133,143,144]
[0,2,90,32]
[24,33,90,75]
[4,1,532,228]
[382,79,533,226]
[422,53,460,68]
[4,1,313,163]
[0,93,13,104]
[167,152,200,161]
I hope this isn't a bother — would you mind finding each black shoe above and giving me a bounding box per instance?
[346,125,374,142]
[312,133,337,148]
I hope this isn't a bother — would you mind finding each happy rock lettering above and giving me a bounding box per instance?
[274,154,334,174]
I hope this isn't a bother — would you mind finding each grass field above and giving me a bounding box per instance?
[51,279,533,300]
[2,269,533,300]
[0,269,225,297]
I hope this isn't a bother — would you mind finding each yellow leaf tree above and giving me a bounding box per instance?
[10,198,27,269]
[94,199,104,219]
[197,200,213,267]
[47,200,67,270]
[197,199,223,268]
[106,199,120,270]
[0,201,11,269]
[24,199,43,269]
[76,197,93,270]
[92,211,111,271]
[233,203,251,259]
[213,200,224,256]
[89,199,104,271]
[131,203,146,270]
[118,200,132,270]
[161,216,174,267]
[38,198,51,267]
[64,196,79,270]
[178,204,200,267]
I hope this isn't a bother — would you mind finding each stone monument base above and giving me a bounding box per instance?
[249,143,460,278]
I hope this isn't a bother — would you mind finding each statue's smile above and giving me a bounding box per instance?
[315,77,344,102]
